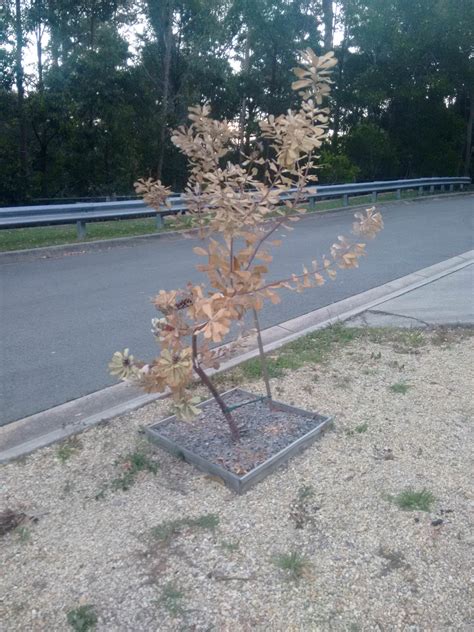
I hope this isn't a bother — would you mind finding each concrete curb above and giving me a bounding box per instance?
[1,191,471,264]
[1,249,472,464]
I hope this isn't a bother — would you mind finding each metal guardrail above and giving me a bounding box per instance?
[0,177,470,240]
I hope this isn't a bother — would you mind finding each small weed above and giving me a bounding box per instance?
[297,484,315,501]
[346,422,368,436]
[398,329,426,348]
[334,375,352,389]
[158,583,185,617]
[273,551,308,579]
[111,450,159,491]
[388,360,405,371]
[192,514,220,530]
[151,520,181,543]
[16,526,31,543]
[389,488,435,512]
[57,437,82,463]
[67,604,97,631]
[290,485,320,529]
[0,509,27,536]
[221,540,240,552]
[430,328,454,346]
[62,480,74,496]
[389,382,411,394]
[302,384,313,395]
[151,513,219,543]
[377,546,407,576]
[94,488,106,501]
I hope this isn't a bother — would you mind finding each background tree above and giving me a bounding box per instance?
[0,0,472,204]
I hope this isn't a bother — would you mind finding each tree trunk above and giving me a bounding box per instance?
[32,0,44,93]
[191,336,240,440]
[322,0,334,51]
[331,9,349,150]
[464,88,473,176]
[157,1,173,180]
[14,0,27,182]
[36,31,44,93]
[48,3,60,67]
[238,34,250,158]
[90,14,96,48]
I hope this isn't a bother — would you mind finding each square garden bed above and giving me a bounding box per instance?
[146,387,332,493]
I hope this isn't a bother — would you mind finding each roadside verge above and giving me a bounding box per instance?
[1,249,472,463]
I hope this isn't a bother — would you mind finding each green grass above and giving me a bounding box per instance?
[56,437,82,463]
[273,551,309,579]
[297,484,315,501]
[157,583,185,617]
[219,324,359,383]
[67,605,97,631]
[215,325,435,386]
[220,539,240,552]
[389,488,435,512]
[16,526,31,543]
[110,450,159,491]
[346,421,369,436]
[389,382,411,394]
[0,187,442,252]
[0,217,165,252]
[151,513,220,544]
[365,327,426,349]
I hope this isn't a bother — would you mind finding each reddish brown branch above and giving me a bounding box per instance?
[191,334,240,440]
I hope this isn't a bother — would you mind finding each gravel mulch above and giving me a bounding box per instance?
[1,327,473,631]
[154,388,327,474]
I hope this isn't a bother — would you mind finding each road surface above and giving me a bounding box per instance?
[1,194,472,424]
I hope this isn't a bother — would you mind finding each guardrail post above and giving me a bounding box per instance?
[449,184,454,192]
[429,185,434,194]
[371,191,377,202]
[418,186,423,196]
[396,189,401,200]
[343,194,348,206]
[460,183,464,191]
[307,192,316,205]
[76,220,86,240]
[440,184,445,192]
[156,213,164,230]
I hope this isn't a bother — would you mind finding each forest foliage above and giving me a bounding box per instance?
[1,0,472,204]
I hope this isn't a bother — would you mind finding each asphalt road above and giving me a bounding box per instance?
[1,195,473,425]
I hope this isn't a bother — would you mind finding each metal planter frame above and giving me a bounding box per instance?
[145,388,333,494]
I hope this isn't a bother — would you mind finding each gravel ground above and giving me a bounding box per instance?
[1,327,473,631]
